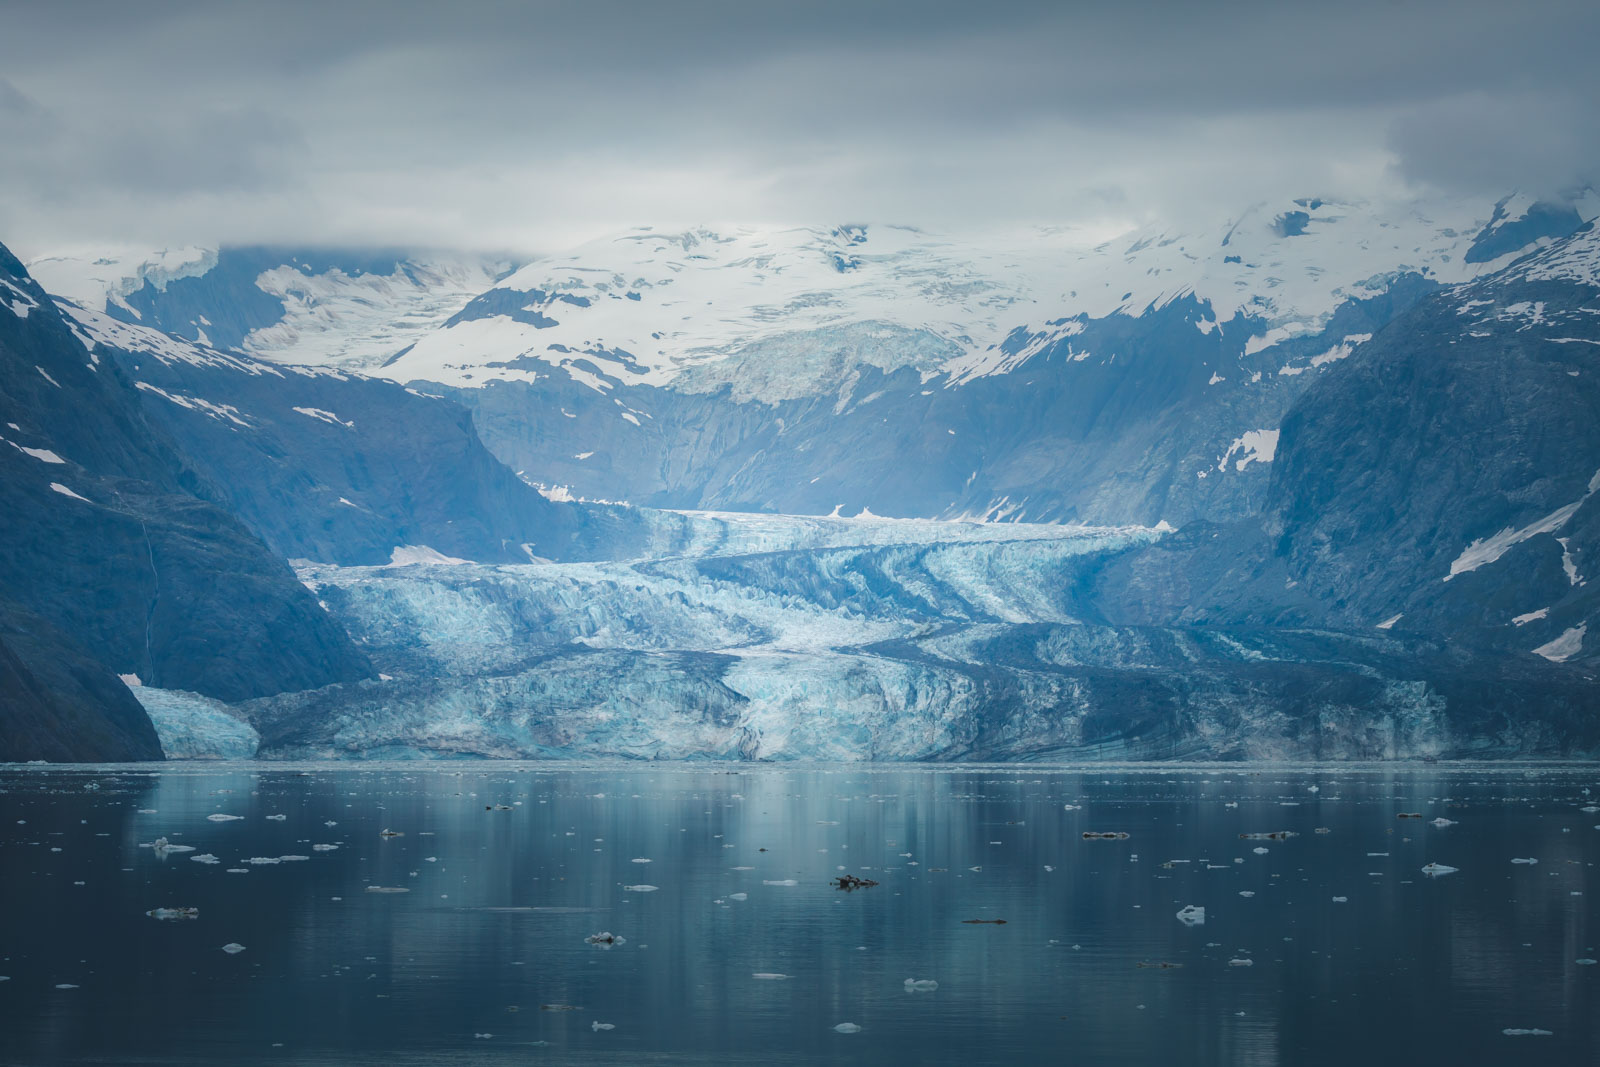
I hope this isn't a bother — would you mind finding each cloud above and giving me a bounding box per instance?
[1388,90,1600,199]
[0,0,1594,255]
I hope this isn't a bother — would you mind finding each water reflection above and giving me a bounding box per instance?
[0,763,1595,1064]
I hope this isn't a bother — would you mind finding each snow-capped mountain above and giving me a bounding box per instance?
[57,299,649,567]
[310,191,1581,526]
[28,247,516,371]
[385,193,1593,392]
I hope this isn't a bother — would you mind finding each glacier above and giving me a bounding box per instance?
[133,687,261,759]
[229,511,1588,762]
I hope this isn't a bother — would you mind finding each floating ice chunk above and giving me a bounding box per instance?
[312,844,338,851]
[1511,857,1538,865]
[324,820,338,827]
[752,973,790,980]
[729,892,747,901]
[834,1023,862,1034]
[206,814,243,822]
[1239,891,1255,898]
[150,838,195,855]
[279,855,310,862]
[1430,818,1457,828]
[221,943,246,954]
[1421,863,1458,877]
[190,854,220,864]
[1228,958,1254,967]
[265,814,286,822]
[763,879,798,886]
[226,869,248,874]
[1576,959,1597,966]
[365,886,409,894]
[631,857,652,863]
[246,857,281,865]
[591,1021,615,1031]
[1332,896,1348,903]
[55,983,79,990]
[379,829,403,837]
[146,907,199,920]
[1176,905,1206,926]
[623,884,659,892]
[586,932,626,946]
[904,978,939,991]
[1252,847,1269,855]
[1062,804,1081,810]
[1501,1029,1553,1037]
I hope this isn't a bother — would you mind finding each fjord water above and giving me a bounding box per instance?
[1,764,1596,1065]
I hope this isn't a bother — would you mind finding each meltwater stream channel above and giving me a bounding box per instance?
[1,762,1596,1065]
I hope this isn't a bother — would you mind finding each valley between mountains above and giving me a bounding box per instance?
[4,192,1598,761]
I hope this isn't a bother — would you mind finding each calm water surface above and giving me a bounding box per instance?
[1,762,1596,1065]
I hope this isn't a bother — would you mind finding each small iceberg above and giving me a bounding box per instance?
[1176,905,1206,926]
[904,978,938,992]
[834,1023,862,1034]
[623,884,659,892]
[1421,863,1458,877]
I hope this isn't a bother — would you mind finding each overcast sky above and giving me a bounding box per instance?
[2,0,1596,257]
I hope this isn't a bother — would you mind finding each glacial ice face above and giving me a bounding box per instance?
[134,688,260,759]
[239,512,1572,761]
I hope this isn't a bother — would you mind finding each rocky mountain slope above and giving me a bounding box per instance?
[1077,223,1600,670]
[370,194,1594,524]
[0,243,373,760]
[62,304,647,566]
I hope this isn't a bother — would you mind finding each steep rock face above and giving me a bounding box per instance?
[437,272,1442,525]
[62,305,643,566]
[0,241,372,758]
[0,601,164,762]
[1068,225,1600,674]
[1265,224,1600,664]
